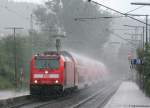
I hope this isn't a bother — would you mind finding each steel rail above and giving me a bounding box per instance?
[70,82,120,108]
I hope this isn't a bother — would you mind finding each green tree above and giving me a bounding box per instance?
[33,0,112,59]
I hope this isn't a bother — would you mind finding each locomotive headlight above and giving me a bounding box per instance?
[55,80,58,83]
[34,80,38,84]
[45,70,48,74]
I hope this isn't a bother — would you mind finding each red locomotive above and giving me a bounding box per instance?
[30,51,108,96]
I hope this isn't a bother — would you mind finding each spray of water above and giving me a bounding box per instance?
[68,51,110,83]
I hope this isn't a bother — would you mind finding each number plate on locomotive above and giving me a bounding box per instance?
[43,74,49,78]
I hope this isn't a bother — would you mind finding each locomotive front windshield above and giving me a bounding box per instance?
[35,58,59,69]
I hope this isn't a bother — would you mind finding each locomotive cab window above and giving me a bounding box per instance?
[35,58,59,69]
[49,59,59,69]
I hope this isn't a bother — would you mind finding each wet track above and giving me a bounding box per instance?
[4,79,121,108]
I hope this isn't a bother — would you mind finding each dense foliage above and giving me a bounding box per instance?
[0,35,32,89]
[0,32,52,89]
[34,0,112,59]
[136,44,150,96]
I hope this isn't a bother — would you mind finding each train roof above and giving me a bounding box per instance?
[33,51,76,62]
[43,51,73,58]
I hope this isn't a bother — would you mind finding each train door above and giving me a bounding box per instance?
[64,60,75,88]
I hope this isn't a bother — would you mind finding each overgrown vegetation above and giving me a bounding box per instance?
[0,35,30,89]
[0,32,55,89]
[136,44,150,96]
[33,0,112,59]
[0,0,112,89]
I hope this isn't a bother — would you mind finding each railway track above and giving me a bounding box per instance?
[2,85,86,108]
[70,82,120,108]
[3,80,121,108]
[7,87,86,108]
[30,80,120,108]
[9,99,35,108]
[0,95,33,108]
[5,93,72,108]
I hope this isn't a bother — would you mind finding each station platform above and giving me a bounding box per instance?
[104,81,150,108]
[0,90,29,100]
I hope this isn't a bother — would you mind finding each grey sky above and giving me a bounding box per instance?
[11,0,150,15]
[95,0,150,14]
[9,0,47,4]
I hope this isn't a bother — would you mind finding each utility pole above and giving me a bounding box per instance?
[142,27,145,49]
[146,15,148,44]
[123,24,145,82]
[30,14,33,32]
[124,25,145,49]
[30,14,34,54]
[5,27,24,88]
[130,3,150,44]
[87,0,150,45]
[124,14,149,45]
[130,2,150,90]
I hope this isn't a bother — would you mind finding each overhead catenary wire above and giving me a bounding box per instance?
[125,6,145,14]
[5,6,30,20]
[0,3,38,32]
[74,16,125,21]
[5,27,24,88]
[106,29,137,47]
[89,0,150,26]
[0,4,30,21]
[111,28,138,31]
